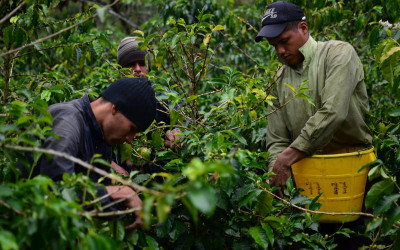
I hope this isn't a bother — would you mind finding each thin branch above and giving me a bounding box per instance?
[165,46,188,96]
[161,64,187,96]
[167,46,193,83]
[178,41,193,82]
[236,15,258,33]
[85,207,139,217]
[0,1,25,26]
[370,224,382,248]
[258,185,375,218]
[82,185,124,207]
[0,200,26,215]
[79,0,138,28]
[253,98,292,123]
[0,16,94,58]
[250,75,280,111]
[0,0,120,59]
[222,31,260,66]
[197,88,222,97]
[228,97,294,131]
[195,36,211,90]
[148,124,187,134]
[14,40,93,59]
[3,144,161,197]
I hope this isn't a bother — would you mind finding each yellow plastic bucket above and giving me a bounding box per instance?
[291,147,376,223]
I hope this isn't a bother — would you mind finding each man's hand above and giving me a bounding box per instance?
[165,128,182,149]
[106,186,143,231]
[270,147,306,197]
[111,161,129,177]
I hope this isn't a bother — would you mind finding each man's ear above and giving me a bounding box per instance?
[111,104,118,115]
[299,21,308,35]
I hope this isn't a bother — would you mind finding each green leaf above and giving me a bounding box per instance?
[142,195,155,229]
[203,33,211,46]
[0,230,18,250]
[374,194,400,215]
[365,218,383,233]
[190,35,196,44]
[223,130,247,145]
[41,90,51,101]
[255,191,272,216]
[389,107,400,117]
[145,235,159,250]
[359,159,382,173]
[169,220,186,241]
[285,83,296,93]
[133,30,144,37]
[92,158,111,167]
[382,206,400,234]
[61,188,77,202]
[170,34,180,48]
[212,25,224,32]
[369,26,380,47]
[156,194,173,223]
[151,130,164,148]
[10,16,20,23]
[0,185,13,197]
[133,174,150,184]
[261,223,275,246]
[126,231,139,246]
[200,14,213,21]
[187,182,216,216]
[297,93,315,106]
[365,180,395,209]
[309,193,323,210]
[185,95,198,104]
[249,226,269,249]
[92,40,103,56]
[181,196,198,226]
[115,220,125,241]
[96,7,106,23]
[239,189,261,208]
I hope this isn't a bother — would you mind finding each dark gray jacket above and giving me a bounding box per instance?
[36,95,117,209]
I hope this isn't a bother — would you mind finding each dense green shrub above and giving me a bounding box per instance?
[0,0,399,249]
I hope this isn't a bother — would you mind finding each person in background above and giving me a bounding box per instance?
[116,37,181,177]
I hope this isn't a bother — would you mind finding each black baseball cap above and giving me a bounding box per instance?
[255,1,305,42]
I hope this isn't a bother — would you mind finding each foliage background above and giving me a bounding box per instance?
[0,0,399,249]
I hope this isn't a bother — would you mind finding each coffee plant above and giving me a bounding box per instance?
[0,0,399,249]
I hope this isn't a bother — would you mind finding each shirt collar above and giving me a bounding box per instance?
[299,35,317,70]
[278,35,317,73]
[80,95,106,145]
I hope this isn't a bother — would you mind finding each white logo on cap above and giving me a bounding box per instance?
[262,8,278,23]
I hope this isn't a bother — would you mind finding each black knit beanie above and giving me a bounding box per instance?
[117,37,152,72]
[101,78,156,131]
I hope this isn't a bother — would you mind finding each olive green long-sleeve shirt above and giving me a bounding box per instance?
[266,36,372,170]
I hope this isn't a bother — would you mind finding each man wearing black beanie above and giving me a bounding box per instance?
[33,78,156,230]
[116,36,182,148]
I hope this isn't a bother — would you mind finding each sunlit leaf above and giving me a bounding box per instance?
[249,226,269,249]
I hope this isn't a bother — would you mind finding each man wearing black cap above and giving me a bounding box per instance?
[256,1,372,196]
[35,78,156,230]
